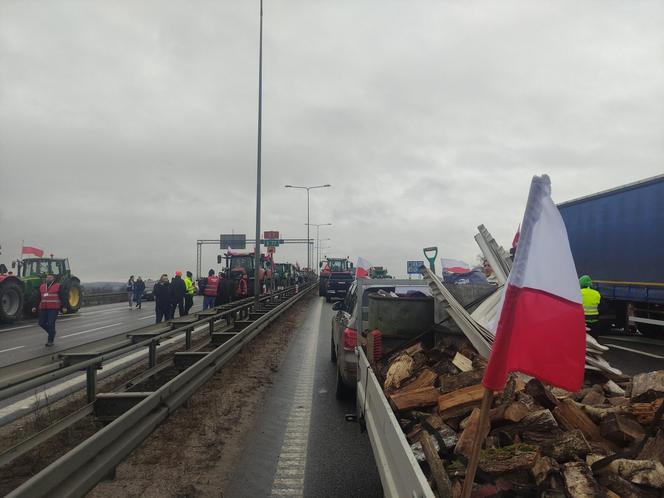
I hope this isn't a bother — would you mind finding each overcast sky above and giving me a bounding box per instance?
[1,1,662,281]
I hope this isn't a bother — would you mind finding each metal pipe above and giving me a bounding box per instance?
[253,0,264,303]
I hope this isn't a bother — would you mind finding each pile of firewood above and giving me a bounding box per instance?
[380,336,664,497]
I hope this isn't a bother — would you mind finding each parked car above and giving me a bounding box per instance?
[330,279,432,399]
[141,279,156,301]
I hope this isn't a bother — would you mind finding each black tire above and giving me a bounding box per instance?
[64,281,83,314]
[0,280,24,323]
[335,367,353,400]
[330,334,337,363]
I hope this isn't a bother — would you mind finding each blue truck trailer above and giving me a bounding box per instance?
[558,175,664,337]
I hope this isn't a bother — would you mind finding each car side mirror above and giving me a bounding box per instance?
[0,264,7,274]
[11,261,16,269]
[332,301,343,311]
[217,255,222,264]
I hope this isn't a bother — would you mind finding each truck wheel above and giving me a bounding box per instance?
[335,367,352,400]
[638,323,662,338]
[65,282,83,313]
[330,335,337,363]
[0,280,24,323]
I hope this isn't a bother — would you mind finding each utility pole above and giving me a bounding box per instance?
[285,184,331,270]
[254,0,263,303]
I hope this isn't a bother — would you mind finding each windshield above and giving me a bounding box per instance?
[327,259,348,272]
[22,259,61,277]
[230,256,255,272]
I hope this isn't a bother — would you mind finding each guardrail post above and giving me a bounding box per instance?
[86,364,97,402]
[185,327,192,349]
[148,341,157,368]
[208,319,214,336]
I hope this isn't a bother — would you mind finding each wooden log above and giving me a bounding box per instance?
[607,458,664,489]
[390,386,439,411]
[600,413,645,446]
[385,354,414,390]
[531,455,560,488]
[455,408,489,459]
[400,368,438,393]
[581,389,606,406]
[406,413,444,441]
[452,352,473,372]
[421,431,454,498]
[438,384,484,416]
[477,444,539,475]
[638,429,664,464]
[492,401,530,425]
[537,429,591,463]
[553,399,603,443]
[630,370,664,402]
[630,398,664,425]
[492,409,560,440]
[561,462,602,497]
[440,370,484,394]
[525,378,559,410]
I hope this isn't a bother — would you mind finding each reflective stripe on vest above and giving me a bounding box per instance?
[40,283,62,310]
[204,276,220,296]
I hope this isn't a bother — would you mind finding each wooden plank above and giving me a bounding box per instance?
[399,368,438,393]
[440,369,483,394]
[452,352,473,372]
[455,408,489,459]
[438,384,484,415]
[553,399,603,443]
[385,354,414,390]
[421,432,453,498]
[390,386,439,411]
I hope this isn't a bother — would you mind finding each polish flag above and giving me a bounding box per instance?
[482,175,586,392]
[355,257,371,279]
[441,258,471,274]
[21,243,44,258]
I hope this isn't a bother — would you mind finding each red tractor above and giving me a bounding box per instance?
[223,251,273,299]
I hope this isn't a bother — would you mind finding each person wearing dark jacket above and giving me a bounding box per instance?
[218,272,234,305]
[153,274,172,323]
[133,277,146,309]
[171,271,187,317]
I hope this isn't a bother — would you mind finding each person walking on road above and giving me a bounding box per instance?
[183,271,196,315]
[32,273,67,347]
[153,274,172,323]
[203,269,219,310]
[126,275,135,308]
[133,277,146,309]
[171,271,187,317]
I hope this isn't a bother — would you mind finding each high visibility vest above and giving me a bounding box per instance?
[39,282,62,310]
[184,276,195,295]
[204,276,220,296]
[581,287,601,322]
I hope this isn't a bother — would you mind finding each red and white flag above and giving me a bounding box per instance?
[441,258,471,274]
[21,242,44,258]
[482,175,586,392]
[355,257,371,279]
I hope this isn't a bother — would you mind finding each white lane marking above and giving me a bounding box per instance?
[270,299,322,498]
[79,307,133,316]
[0,345,25,354]
[605,343,664,359]
[138,315,154,320]
[0,324,35,332]
[61,322,124,338]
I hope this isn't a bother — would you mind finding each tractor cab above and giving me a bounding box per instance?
[19,257,72,279]
[224,252,272,297]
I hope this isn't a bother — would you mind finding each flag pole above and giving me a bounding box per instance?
[461,387,493,498]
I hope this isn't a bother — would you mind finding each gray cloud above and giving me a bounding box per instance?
[1,1,662,280]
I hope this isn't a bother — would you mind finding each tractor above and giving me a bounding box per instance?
[219,251,273,299]
[0,257,83,323]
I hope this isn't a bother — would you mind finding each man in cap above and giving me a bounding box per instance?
[580,275,602,337]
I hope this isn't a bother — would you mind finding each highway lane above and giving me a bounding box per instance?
[599,334,664,377]
[0,297,203,368]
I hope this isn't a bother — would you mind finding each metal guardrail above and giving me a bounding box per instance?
[5,283,316,497]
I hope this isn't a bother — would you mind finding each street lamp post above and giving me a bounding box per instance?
[284,184,330,270]
[305,223,332,272]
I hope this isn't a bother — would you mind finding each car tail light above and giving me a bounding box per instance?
[343,327,358,350]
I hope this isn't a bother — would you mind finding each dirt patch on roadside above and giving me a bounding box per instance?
[87,292,316,498]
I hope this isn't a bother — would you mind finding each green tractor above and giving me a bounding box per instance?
[0,257,83,323]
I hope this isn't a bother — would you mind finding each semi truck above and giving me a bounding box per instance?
[558,175,664,337]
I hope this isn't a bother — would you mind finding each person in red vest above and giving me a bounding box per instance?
[237,274,249,299]
[203,269,220,310]
[32,273,66,347]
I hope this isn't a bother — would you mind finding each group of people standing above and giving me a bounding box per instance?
[127,272,197,323]
[201,269,238,310]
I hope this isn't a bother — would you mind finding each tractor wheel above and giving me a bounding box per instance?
[65,282,83,314]
[0,280,24,323]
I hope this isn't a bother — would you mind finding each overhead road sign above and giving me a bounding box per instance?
[220,234,246,250]
[264,231,280,240]
[263,239,284,247]
[407,260,425,275]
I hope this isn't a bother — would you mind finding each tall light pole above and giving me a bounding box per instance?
[305,222,332,272]
[284,184,330,270]
[254,0,264,302]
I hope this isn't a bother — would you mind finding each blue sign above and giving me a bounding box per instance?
[407,260,425,274]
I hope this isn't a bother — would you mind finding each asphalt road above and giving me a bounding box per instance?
[0,297,203,368]
[599,334,664,376]
[228,297,382,498]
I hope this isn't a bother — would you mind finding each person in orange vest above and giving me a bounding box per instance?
[203,269,220,310]
[32,273,66,347]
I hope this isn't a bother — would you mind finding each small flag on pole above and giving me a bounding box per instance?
[441,258,471,274]
[355,257,371,278]
[21,243,44,258]
[482,175,586,392]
